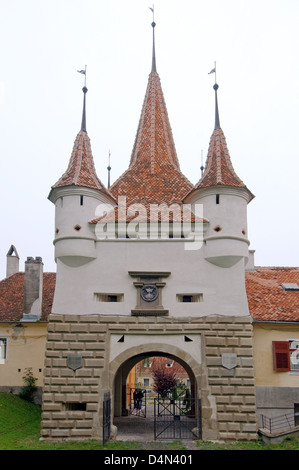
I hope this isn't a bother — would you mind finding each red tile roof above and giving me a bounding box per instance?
[246,267,299,322]
[0,272,56,322]
[109,71,194,208]
[185,127,254,202]
[1,267,298,323]
[50,130,114,200]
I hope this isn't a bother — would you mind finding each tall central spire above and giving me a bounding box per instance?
[109,14,193,206]
[127,17,181,171]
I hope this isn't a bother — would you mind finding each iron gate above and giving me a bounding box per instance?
[154,396,202,440]
[102,392,111,445]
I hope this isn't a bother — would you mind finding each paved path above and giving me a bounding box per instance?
[113,404,199,450]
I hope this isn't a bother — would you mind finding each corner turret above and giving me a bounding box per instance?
[185,81,254,268]
[48,83,116,267]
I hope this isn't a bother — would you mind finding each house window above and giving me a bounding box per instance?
[165,361,173,368]
[143,378,150,387]
[143,358,152,368]
[273,340,299,371]
[0,338,7,361]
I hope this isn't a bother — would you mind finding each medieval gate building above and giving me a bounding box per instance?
[41,21,257,442]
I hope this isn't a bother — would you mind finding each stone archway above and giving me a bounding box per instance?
[109,342,201,423]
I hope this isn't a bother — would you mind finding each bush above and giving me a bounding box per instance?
[18,368,37,402]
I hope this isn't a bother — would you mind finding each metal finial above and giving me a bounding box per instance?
[149,6,157,72]
[78,66,88,132]
[208,62,220,129]
[81,85,88,132]
[107,150,111,188]
[200,150,204,177]
[213,83,220,130]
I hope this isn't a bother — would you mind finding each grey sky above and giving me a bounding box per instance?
[0,0,298,279]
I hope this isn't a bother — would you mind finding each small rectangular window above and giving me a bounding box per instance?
[94,293,124,302]
[80,195,84,206]
[216,194,220,204]
[65,402,87,411]
[143,378,150,387]
[177,294,203,303]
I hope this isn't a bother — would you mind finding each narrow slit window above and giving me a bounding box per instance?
[177,294,203,303]
[216,194,220,204]
[80,195,84,206]
[94,293,124,302]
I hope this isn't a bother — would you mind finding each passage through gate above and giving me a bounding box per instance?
[154,396,202,440]
[128,388,147,417]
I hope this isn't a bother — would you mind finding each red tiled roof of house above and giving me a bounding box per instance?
[0,272,56,322]
[109,70,194,208]
[245,267,299,322]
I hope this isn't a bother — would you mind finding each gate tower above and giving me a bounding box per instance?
[41,20,257,442]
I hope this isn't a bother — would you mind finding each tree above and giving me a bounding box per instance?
[152,365,178,398]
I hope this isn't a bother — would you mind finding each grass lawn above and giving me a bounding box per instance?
[0,393,298,450]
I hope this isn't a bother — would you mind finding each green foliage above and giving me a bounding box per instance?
[18,367,37,402]
[0,393,298,450]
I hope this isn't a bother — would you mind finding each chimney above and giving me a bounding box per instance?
[22,256,43,321]
[6,245,20,278]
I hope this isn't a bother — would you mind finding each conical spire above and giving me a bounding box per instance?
[128,20,181,172]
[110,17,193,206]
[185,82,254,202]
[49,86,113,200]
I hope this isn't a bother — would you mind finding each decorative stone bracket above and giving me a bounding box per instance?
[128,271,170,316]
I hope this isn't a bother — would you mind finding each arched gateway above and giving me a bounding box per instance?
[41,19,257,442]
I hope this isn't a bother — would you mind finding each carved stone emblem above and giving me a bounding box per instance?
[140,284,159,302]
[222,353,238,370]
[67,354,83,371]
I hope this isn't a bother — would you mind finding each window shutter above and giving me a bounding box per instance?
[272,341,290,371]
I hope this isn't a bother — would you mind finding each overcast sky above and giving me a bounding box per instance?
[0,0,298,279]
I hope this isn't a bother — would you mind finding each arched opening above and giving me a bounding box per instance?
[109,343,202,440]
[114,352,197,418]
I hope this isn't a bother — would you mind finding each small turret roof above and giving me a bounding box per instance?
[49,87,114,201]
[186,83,254,202]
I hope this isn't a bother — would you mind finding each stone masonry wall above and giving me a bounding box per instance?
[41,314,257,442]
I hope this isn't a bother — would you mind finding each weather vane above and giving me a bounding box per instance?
[208,61,217,84]
[77,65,87,88]
[149,5,155,23]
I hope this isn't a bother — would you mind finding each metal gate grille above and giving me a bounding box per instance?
[102,392,111,445]
[154,397,201,440]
